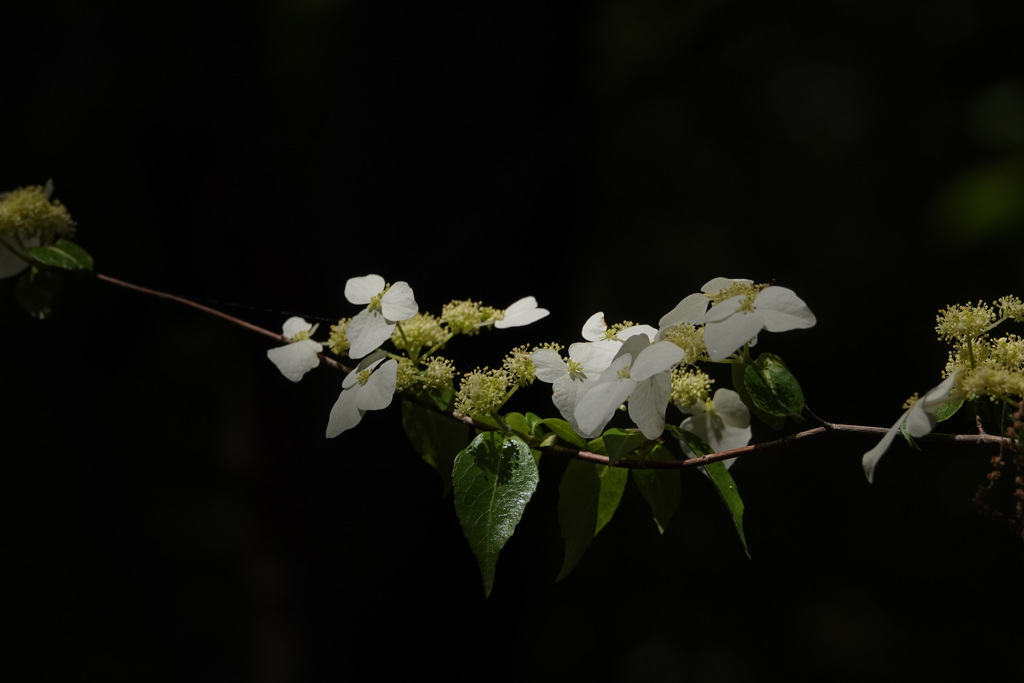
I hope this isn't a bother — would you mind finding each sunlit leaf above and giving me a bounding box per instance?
[453,432,539,597]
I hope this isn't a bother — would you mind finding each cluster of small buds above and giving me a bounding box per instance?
[661,322,707,363]
[441,300,491,335]
[417,356,457,392]
[702,280,765,305]
[328,318,351,356]
[0,181,76,242]
[390,311,447,358]
[935,301,997,342]
[502,345,537,388]
[454,368,511,418]
[670,367,713,409]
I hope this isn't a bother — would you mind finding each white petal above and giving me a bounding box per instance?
[345,308,395,359]
[326,387,364,438]
[754,287,817,332]
[630,341,686,381]
[343,350,388,389]
[568,341,617,374]
[266,339,322,382]
[281,316,314,340]
[531,349,568,383]
[657,293,710,333]
[628,373,672,439]
[617,324,657,343]
[700,294,746,324]
[702,311,764,362]
[573,357,637,438]
[344,274,386,305]
[711,388,751,429]
[861,414,906,483]
[906,372,959,437]
[0,233,39,280]
[551,374,593,435]
[581,312,607,341]
[357,359,398,411]
[380,281,418,322]
[495,296,549,328]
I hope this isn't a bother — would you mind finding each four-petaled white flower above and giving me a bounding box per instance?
[494,296,549,329]
[344,274,418,359]
[574,334,685,439]
[678,388,752,465]
[266,316,324,382]
[861,371,962,483]
[326,350,399,438]
[700,286,816,362]
[532,342,612,435]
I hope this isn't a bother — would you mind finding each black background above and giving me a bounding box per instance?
[4,1,1023,681]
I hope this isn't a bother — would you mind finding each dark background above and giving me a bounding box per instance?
[3,1,1022,681]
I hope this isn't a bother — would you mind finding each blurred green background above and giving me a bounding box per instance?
[3,1,1022,681]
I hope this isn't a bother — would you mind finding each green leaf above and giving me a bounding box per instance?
[591,428,650,464]
[631,444,680,535]
[453,432,539,597]
[504,412,531,437]
[682,432,750,558]
[537,418,588,448]
[14,265,63,319]
[401,399,471,497]
[732,360,785,430]
[742,352,805,420]
[935,397,964,422]
[556,460,627,581]
[28,238,94,271]
[703,461,751,558]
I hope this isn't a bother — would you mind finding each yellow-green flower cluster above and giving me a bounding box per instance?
[454,367,510,418]
[704,281,765,306]
[442,299,493,336]
[418,356,457,392]
[935,301,997,342]
[946,333,1024,401]
[0,182,76,241]
[327,318,351,356]
[395,357,418,393]
[662,322,707,362]
[670,366,713,409]
[502,345,536,388]
[390,311,447,358]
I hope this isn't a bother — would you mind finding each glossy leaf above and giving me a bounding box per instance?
[682,429,750,558]
[732,360,785,430]
[742,353,805,420]
[537,418,588,448]
[453,431,539,597]
[28,238,93,271]
[631,444,680,534]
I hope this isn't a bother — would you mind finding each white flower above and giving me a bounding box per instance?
[656,292,711,339]
[573,335,685,439]
[494,296,549,328]
[326,350,398,438]
[678,388,753,465]
[266,316,324,382]
[861,371,962,483]
[700,286,816,362]
[344,274,418,359]
[532,342,612,435]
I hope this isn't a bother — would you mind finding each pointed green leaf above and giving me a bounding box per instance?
[28,238,94,271]
[935,397,964,422]
[537,418,588,448]
[682,431,750,558]
[631,444,680,535]
[504,412,531,437]
[453,432,539,597]
[401,399,471,496]
[703,461,750,558]
[556,460,627,581]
